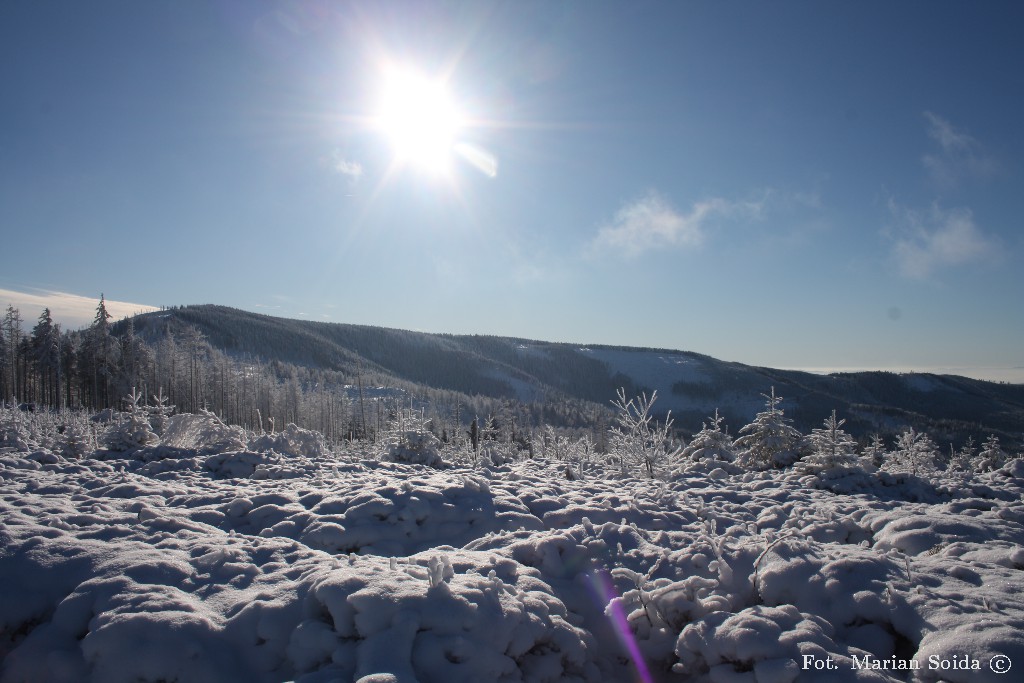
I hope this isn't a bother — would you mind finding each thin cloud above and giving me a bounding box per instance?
[922,112,996,187]
[888,202,998,280]
[588,191,766,258]
[335,157,364,179]
[0,288,159,330]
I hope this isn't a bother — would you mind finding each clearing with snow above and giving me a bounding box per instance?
[2,407,1023,683]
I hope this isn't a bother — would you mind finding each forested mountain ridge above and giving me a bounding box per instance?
[126,305,1024,447]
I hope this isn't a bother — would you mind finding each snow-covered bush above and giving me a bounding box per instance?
[161,410,249,453]
[948,436,976,472]
[535,426,596,478]
[383,408,444,467]
[249,422,329,458]
[607,388,680,478]
[386,429,444,467]
[103,388,159,452]
[479,441,517,467]
[538,424,572,461]
[608,566,729,673]
[673,604,842,680]
[565,433,596,479]
[733,387,803,470]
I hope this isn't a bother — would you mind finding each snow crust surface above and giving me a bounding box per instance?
[2,416,1024,682]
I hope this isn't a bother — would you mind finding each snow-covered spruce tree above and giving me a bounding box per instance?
[477,412,519,466]
[382,406,444,468]
[948,436,976,473]
[61,420,95,459]
[883,427,940,476]
[104,387,159,451]
[679,409,735,464]
[0,406,31,451]
[733,387,802,470]
[799,409,863,476]
[862,434,887,469]
[607,388,679,478]
[0,316,6,402]
[31,308,61,408]
[974,435,1007,472]
[147,387,175,436]
[80,295,119,408]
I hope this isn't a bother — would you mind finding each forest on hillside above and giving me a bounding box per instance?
[3,298,1022,467]
[0,299,607,447]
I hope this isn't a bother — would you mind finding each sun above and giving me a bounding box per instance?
[372,66,464,176]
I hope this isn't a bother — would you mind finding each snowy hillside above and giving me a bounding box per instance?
[574,347,767,418]
[3,408,1024,682]
[129,306,1024,446]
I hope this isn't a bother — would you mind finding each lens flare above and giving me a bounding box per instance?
[454,142,498,178]
[589,569,655,683]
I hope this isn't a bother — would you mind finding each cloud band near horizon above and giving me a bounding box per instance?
[0,288,160,331]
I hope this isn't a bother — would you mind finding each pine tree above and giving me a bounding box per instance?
[147,387,175,435]
[104,387,159,451]
[862,434,887,469]
[883,427,940,476]
[3,305,23,402]
[31,308,61,408]
[60,330,80,409]
[733,387,803,470]
[974,435,1007,472]
[679,409,735,464]
[80,295,119,408]
[0,317,6,402]
[800,409,861,475]
[118,319,153,397]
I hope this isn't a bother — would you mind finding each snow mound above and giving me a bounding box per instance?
[249,423,329,459]
[161,412,248,452]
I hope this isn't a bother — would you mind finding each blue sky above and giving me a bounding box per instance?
[2,1,1022,380]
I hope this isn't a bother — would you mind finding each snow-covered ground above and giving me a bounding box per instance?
[2,411,1024,683]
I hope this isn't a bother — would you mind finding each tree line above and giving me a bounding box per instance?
[1,298,605,447]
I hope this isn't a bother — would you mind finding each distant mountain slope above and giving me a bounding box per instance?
[130,305,1024,446]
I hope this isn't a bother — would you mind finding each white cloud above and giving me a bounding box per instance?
[335,157,364,178]
[0,288,159,330]
[588,190,767,257]
[888,203,998,280]
[921,112,996,187]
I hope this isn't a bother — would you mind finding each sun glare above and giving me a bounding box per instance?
[373,67,464,176]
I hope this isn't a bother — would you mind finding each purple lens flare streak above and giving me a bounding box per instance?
[590,568,655,683]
